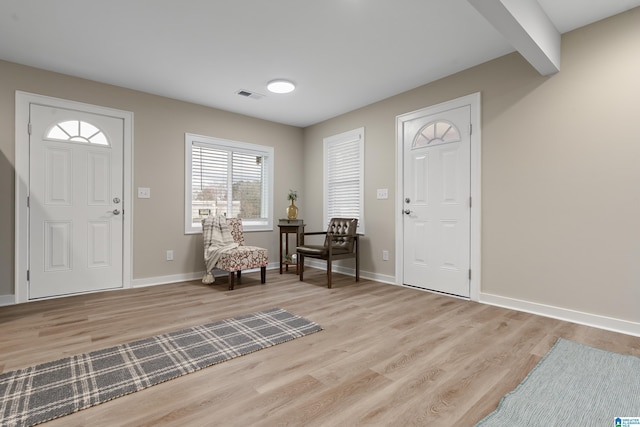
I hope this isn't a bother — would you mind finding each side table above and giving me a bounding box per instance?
[278,220,305,274]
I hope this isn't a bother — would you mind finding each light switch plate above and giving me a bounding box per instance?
[376,188,388,199]
[138,187,151,199]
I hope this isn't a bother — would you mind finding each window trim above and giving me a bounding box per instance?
[184,133,274,234]
[323,127,365,234]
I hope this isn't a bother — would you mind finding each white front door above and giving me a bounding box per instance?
[401,104,471,297]
[28,104,124,299]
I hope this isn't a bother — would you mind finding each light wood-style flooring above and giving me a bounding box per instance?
[2,269,639,426]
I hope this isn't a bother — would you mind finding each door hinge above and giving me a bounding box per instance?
[28,123,32,135]
[469,196,472,208]
[27,270,30,281]
[27,196,29,208]
[468,269,472,280]
[469,123,472,135]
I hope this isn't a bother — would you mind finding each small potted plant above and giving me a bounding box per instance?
[287,189,298,219]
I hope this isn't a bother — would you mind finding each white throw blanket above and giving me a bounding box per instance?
[201,215,239,284]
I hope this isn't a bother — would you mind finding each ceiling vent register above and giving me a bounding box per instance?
[236,90,265,100]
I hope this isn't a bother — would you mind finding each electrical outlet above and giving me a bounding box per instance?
[138,187,151,199]
[382,250,389,261]
[166,250,174,261]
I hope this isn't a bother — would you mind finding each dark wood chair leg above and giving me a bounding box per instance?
[299,254,305,281]
[356,239,360,282]
[327,258,332,289]
[260,266,266,284]
[237,270,241,279]
[228,271,235,290]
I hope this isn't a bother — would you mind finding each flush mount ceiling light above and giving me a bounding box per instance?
[267,79,296,94]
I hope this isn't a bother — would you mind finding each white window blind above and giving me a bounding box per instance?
[323,127,365,233]
[185,133,273,233]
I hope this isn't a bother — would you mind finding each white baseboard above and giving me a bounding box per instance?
[132,271,205,288]
[0,294,16,306]
[132,262,280,288]
[0,263,281,303]
[303,260,396,285]
[361,271,396,285]
[480,292,640,337]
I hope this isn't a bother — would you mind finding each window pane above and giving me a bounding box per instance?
[191,146,229,226]
[48,125,69,140]
[185,134,274,233]
[324,128,364,233]
[58,120,79,136]
[46,120,110,146]
[80,121,100,138]
[232,153,264,220]
[415,121,461,147]
[89,133,109,146]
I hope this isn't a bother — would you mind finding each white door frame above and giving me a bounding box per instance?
[395,92,481,301]
[14,91,134,303]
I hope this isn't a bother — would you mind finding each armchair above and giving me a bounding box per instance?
[296,218,359,288]
[202,216,268,290]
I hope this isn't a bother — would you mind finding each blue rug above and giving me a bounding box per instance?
[476,338,640,426]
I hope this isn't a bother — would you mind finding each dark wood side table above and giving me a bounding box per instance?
[278,220,305,274]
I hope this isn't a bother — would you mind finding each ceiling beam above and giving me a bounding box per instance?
[468,0,560,75]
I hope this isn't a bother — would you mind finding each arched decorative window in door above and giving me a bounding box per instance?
[413,120,460,148]
[46,120,109,146]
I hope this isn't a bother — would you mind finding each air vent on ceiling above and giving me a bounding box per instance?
[236,89,265,100]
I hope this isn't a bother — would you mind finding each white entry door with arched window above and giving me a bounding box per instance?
[25,101,128,299]
[396,93,481,300]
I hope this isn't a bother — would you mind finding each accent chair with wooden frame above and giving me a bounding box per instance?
[296,218,359,288]
[202,217,268,291]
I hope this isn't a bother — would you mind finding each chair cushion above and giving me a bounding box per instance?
[217,245,268,272]
[297,245,350,257]
[297,245,326,257]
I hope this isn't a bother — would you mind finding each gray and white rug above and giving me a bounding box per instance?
[0,307,322,427]
[476,338,640,426]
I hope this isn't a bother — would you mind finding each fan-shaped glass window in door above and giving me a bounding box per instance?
[413,120,460,148]
[46,120,109,146]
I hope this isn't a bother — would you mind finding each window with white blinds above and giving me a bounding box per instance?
[185,133,273,233]
[323,127,365,233]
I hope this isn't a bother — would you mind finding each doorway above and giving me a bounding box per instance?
[15,92,133,302]
[396,93,481,300]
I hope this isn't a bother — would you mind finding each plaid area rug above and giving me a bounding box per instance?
[0,308,322,427]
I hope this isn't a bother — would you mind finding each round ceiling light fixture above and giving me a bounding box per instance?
[267,79,296,94]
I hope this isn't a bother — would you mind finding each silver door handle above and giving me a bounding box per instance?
[113,209,121,215]
[404,209,412,215]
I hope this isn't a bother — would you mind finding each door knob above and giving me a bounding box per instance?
[113,209,121,215]
[404,209,412,215]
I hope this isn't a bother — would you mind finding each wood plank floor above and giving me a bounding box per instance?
[2,269,639,426]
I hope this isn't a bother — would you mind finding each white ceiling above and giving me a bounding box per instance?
[1,0,638,127]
